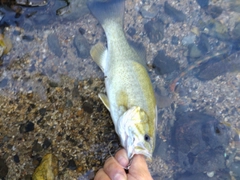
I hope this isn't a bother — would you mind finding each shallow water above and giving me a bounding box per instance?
[0,0,240,179]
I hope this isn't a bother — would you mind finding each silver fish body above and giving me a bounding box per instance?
[87,0,157,160]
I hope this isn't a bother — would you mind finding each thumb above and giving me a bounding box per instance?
[128,155,153,180]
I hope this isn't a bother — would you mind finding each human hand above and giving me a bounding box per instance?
[94,149,153,180]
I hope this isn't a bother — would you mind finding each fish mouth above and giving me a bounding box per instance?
[131,147,152,161]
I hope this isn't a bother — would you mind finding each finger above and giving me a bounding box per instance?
[104,157,127,180]
[94,168,111,180]
[115,149,129,167]
[128,155,153,180]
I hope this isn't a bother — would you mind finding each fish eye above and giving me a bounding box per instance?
[144,134,150,142]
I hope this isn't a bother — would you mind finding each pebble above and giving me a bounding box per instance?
[140,4,159,19]
[153,50,179,75]
[0,78,8,87]
[82,102,93,114]
[206,5,223,19]
[19,121,35,133]
[47,33,62,57]
[32,140,43,152]
[171,35,179,45]
[182,34,196,46]
[196,0,209,8]
[164,1,186,22]
[13,154,20,163]
[144,19,164,43]
[73,33,90,59]
[67,159,77,170]
[42,138,51,149]
[22,35,34,42]
[0,158,8,179]
[32,153,58,180]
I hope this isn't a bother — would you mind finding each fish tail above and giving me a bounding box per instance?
[87,0,125,31]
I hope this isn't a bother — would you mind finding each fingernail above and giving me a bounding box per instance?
[113,173,126,180]
[118,155,128,166]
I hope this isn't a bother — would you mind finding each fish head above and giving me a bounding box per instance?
[118,106,155,161]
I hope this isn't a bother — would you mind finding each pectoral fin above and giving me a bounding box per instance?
[90,42,107,71]
[98,93,110,111]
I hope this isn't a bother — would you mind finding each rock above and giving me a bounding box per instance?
[144,19,164,43]
[22,35,34,42]
[164,1,186,22]
[205,5,223,19]
[171,35,179,45]
[82,102,93,114]
[42,138,51,149]
[0,158,8,179]
[47,33,62,57]
[232,22,240,40]
[73,34,90,59]
[172,110,229,173]
[187,44,202,58]
[182,35,196,46]
[140,4,159,19]
[196,0,209,8]
[67,159,77,170]
[13,154,20,163]
[203,20,230,41]
[32,141,43,152]
[32,153,58,180]
[56,0,89,21]
[229,0,240,13]
[153,50,179,75]
[0,78,8,87]
[19,121,35,133]
[127,27,136,37]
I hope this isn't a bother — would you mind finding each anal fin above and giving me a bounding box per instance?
[98,93,110,111]
[90,42,107,71]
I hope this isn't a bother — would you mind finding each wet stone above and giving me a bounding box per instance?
[196,0,209,8]
[73,33,90,59]
[140,4,159,19]
[19,121,35,133]
[22,35,34,42]
[0,78,8,87]
[47,33,62,57]
[164,1,186,22]
[229,0,240,13]
[127,27,136,37]
[39,108,47,116]
[32,141,43,152]
[67,159,77,170]
[232,22,240,40]
[153,50,179,75]
[171,35,179,45]
[206,5,223,19]
[144,19,164,43]
[187,44,202,59]
[82,102,93,114]
[13,154,20,163]
[42,138,51,149]
[172,110,229,173]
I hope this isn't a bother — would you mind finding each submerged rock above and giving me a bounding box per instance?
[73,33,90,59]
[144,19,164,43]
[205,5,223,19]
[196,0,209,8]
[140,4,159,19]
[153,50,179,75]
[232,22,240,40]
[47,33,62,57]
[164,1,186,22]
[173,110,229,173]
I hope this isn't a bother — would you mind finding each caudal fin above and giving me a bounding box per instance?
[87,0,125,29]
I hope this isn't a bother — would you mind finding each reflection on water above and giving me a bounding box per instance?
[0,0,240,179]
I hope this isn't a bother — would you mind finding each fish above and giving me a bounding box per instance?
[87,0,157,161]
